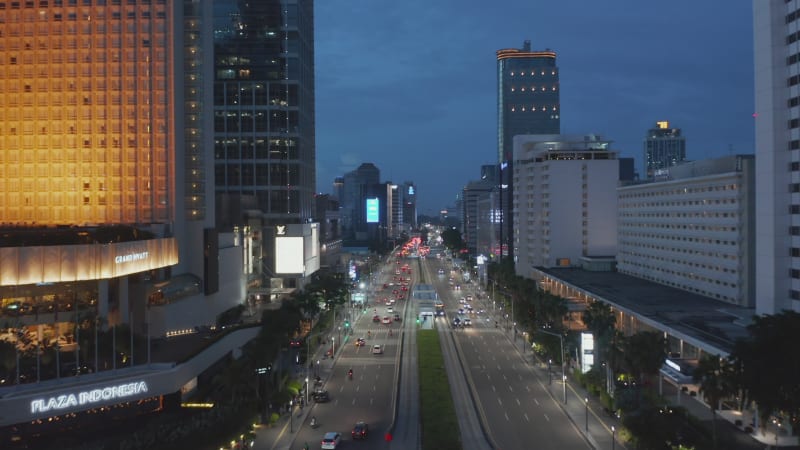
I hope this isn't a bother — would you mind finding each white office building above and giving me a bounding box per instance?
[512,134,619,276]
[753,2,800,314]
[617,156,756,307]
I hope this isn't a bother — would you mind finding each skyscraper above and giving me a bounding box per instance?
[496,40,560,259]
[211,0,316,287]
[341,163,380,239]
[497,40,561,163]
[643,121,686,179]
[753,3,800,315]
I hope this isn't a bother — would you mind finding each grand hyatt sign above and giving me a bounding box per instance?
[30,381,149,414]
[114,251,149,264]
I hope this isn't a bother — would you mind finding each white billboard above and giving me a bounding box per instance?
[580,332,595,374]
[275,237,304,274]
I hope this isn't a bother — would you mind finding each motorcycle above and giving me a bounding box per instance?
[310,417,317,428]
[347,369,353,380]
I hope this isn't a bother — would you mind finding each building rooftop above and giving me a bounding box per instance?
[539,267,754,355]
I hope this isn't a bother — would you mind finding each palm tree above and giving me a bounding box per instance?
[693,354,734,449]
[623,331,666,386]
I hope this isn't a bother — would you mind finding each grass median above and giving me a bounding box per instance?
[418,329,462,450]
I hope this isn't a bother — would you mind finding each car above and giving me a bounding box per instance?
[313,390,330,403]
[463,318,472,326]
[372,314,381,323]
[289,338,303,348]
[387,306,394,313]
[372,344,383,354]
[393,313,402,321]
[355,338,366,347]
[321,432,341,449]
[352,421,369,439]
[452,317,461,327]
[381,316,392,325]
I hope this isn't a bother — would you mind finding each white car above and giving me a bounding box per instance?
[463,318,472,327]
[387,306,394,313]
[321,432,341,449]
[372,344,383,354]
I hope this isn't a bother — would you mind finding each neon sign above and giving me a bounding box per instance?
[115,252,149,264]
[30,381,149,414]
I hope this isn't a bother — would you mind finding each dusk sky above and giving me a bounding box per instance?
[314,1,755,216]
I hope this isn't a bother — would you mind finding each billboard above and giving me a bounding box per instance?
[366,198,379,223]
[275,237,304,274]
[580,332,595,374]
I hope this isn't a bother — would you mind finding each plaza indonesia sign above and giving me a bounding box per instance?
[30,381,149,414]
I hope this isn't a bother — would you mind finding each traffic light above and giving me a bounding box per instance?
[344,320,350,328]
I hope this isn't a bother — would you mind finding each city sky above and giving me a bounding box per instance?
[314,0,755,216]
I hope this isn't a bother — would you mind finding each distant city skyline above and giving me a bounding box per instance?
[314,0,754,215]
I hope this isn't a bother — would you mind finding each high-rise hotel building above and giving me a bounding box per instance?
[0,0,197,330]
[0,0,318,435]
[754,2,800,315]
[496,40,560,259]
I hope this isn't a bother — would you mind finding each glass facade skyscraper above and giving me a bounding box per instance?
[643,121,686,179]
[496,40,560,259]
[496,40,560,163]
[212,0,316,228]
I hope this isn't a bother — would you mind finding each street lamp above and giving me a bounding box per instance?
[584,397,589,431]
[611,425,615,450]
[289,399,294,433]
[305,376,309,406]
[539,328,566,404]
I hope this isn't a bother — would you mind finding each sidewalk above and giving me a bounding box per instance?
[251,329,343,450]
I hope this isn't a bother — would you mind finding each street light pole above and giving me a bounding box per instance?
[611,425,616,450]
[539,328,567,404]
[289,399,294,433]
[584,397,589,432]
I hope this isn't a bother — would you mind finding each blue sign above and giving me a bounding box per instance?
[366,198,379,223]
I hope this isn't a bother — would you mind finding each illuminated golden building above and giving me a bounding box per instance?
[0,0,174,226]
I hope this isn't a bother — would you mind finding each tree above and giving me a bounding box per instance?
[441,227,465,253]
[729,310,800,434]
[623,331,666,385]
[693,354,735,449]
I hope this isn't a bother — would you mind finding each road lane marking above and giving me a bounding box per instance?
[518,374,523,381]
[491,385,496,392]
[525,386,530,393]
[504,412,510,421]
[544,413,550,421]
[508,386,514,393]
[352,399,356,405]
[502,374,507,381]
[524,413,529,422]
[515,398,520,405]
[497,398,503,406]
[534,398,539,406]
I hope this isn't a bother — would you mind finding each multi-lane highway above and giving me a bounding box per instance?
[421,255,591,450]
[292,256,414,449]
[288,246,591,450]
